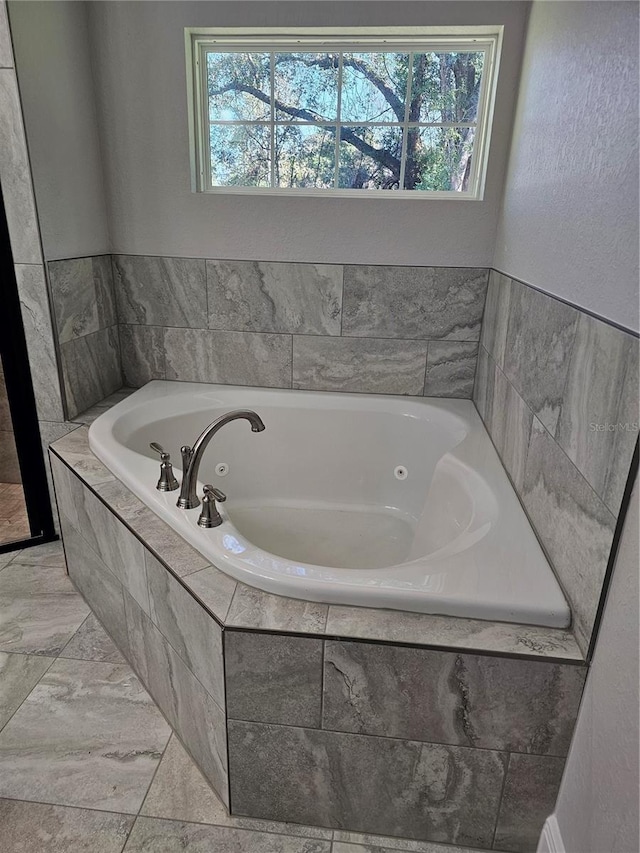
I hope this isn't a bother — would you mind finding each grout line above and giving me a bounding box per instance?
[491,752,512,849]
[136,730,173,818]
[0,653,58,734]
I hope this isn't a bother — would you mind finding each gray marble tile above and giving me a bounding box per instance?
[0,799,134,853]
[478,358,533,491]
[51,427,117,487]
[145,550,224,708]
[472,346,493,424]
[60,614,126,664]
[0,657,171,812]
[165,328,292,387]
[493,754,565,853]
[14,538,66,567]
[119,324,166,387]
[15,264,65,422]
[325,606,583,662]
[225,631,323,726]
[0,652,54,729]
[141,734,333,839]
[0,2,13,68]
[424,341,478,398]
[0,71,41,264]
[0,550,16,568]
[323,641,585,755]
[61,326,122,420]
[68,479,149,613]
[123,816,331,853]
[293,336,428,395]
[207,259,343,335]
[342,266,488,341]
[479,270,512,367]
[226,583,328,633]
[61,516,130,656]
[522,417,617,653]
[502,282,579,435]
[49,256,116,344]
[0,561,89,655]
[229,720,506,846]
[113,255,207,328]
[332,833,483,852]
[73,387,136,426]
[124,593,229,805]
[95,479,210,578]
[556,313,639,515]
[183,564,237,622]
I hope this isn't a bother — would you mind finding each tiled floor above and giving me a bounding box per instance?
[0,483,29,545]
[0,541,482,853]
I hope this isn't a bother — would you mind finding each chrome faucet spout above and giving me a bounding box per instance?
[177,410,265,510]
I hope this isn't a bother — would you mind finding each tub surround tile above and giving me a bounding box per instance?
[226,583,328,634]
[522,417,617,653]
[113,255,207,328]
[424,341,478,399]
[61,326,122,420]
[145,550,225,708]
[0,561,89,656]
[124,593,229,805]
[119,324,166,388]
[141,734,333,839]
[207,260,343,335]
[502,282,579,436]
[123,816,331,853]
[228,720,506,846]
[0,657,171,813]
[323,641,584,756]
[342,266,488,341]
[225,631,323,727]
[165,327,292,388]
[479,271,512,367]
[293,336,428,395]
[183,565,237,623]
[14,264,65,422]
[0,652,54,730]
[73,387,136,426]
[0,71,41,264]
[60,613,126,664]
[555,312,639,515]
[493,754,565,853]
[0,2,13,68]
[61,517,131,656]
[325,606,583,662]
[0,799,134,853]
[49,256,116,344]
[51,427,116,487]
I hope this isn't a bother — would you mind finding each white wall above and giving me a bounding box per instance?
[86,0,528,266]
[8,0,110,260]
[543,476,639,853]
[493,1,639,332]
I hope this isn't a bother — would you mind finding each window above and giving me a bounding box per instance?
[187,28,502,198]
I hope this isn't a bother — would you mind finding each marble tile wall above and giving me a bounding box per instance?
[226,632,585,852]
[110,256,489,398]
[51,453,229,806]
[48,257,122,419]
[475,270,639,654]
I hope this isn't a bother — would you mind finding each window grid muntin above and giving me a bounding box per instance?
[198,36,496,196]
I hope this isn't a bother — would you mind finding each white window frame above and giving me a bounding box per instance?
[185,27,503,200]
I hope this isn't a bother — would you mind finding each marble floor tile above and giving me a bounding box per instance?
[60,614,126,664]
[0,799,134,853]
[333,835,484,853]
[0,652,54,730]
[141,734,332,840]
[14,539,65,567]
[0,562,89,655]
[123,816,331,853]
[0,549,16,568]
[0,657,171,813]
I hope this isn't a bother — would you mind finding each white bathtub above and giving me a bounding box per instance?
[88,381,570,628]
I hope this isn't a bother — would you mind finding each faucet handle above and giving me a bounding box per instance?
[149,442,179,492]
[197,485,226,528]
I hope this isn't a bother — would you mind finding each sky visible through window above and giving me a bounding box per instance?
[205,50,485,192]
